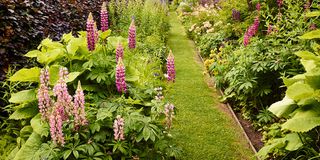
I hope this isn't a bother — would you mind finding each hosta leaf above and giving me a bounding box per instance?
[13,132,42,160]
[269,96,297,118]
[9,89,37,104]
[286,82,314,102]
[25,50,41,58]
[299,29,320,40]
[284,133,303,151]
[9,67,41,82]
[257,138,286,159]
[31,114,49,137]
[282,104,320,132]
[9,102,38,120]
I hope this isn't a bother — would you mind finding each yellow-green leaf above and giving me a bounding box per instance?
[9,89,37,104]
[25,50,41,58]
[9,67,41,82]
[299,29,320,39]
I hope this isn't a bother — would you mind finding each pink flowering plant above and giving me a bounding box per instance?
[2,0,180,159]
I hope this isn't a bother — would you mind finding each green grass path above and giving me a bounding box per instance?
[167,12,255,160]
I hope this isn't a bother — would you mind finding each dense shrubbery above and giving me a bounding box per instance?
[177,0,320,159]
[0,0,180,159]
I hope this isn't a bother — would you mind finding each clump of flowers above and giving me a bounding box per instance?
[113,115,125,141]
[128,17,136,49]
[164,103,174,130]
[87,13,96,51]
[40,67,88,146]
[38,67,52,120]
[256,3,261,11]
[243,16,260,46]
[100,2,109,32]
[116,58,127,93]
[116,42,124,62]
[73,81,88,130]
[203,21,212,28]
[232,9,240,21]
[166,50,175,82]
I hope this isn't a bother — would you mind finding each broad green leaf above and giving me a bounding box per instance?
[301,59,317,72]
[107,36,128,48]
[305,71,320,89]
[31,114,49,137]
[9,102,38,120]
[25,50,41,58]
[37,48,65,64]
[63,150,72,160]
[100,30,112,40]
[143,126,151,141]
[66,72,81,83]
[49,65,61,85]
[294,51,319,60]
[20,126,33,138]
[126,66,140,82]
[62,32,73,43]
[257,138,286,159]
[9,89,37,104]
[96,108,113,121]
[13,132,42,160]
[67,38,83,55]
[39,38,64,50]
[283,74,305,87]
[269,96,297,118]
[299,29,320,39]
[305,11,320,17]
[284,133,303,151]
[286,82,314,101]
[282,104,320,132]
[9,67,41,82]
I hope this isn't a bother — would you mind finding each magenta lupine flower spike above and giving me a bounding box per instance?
[101,2,109,31]
[49,107,65,146]
[38,67,52,120]
[116,42,124,62]
[128,18,136,49]
[73,81,88,130]
[243,16,260,46]
[53,67,73,120]
[116,58,127,93]
[277,0,283,8]
[164,103,175,130]
[87,13,96,51]
[166,50,175,82]
[113,115,125,141]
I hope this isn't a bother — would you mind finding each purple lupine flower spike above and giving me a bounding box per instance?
[128,18,136,49]
[38,67,52,120]
[277,0,283,8]
[243,16,259,46]
[101,2,109,31]
[166,50,175,82]
[116,58,127,93]
[256,3,261,11]
[49,106,65,146]
[87,13,96,51]
[116,42,124,62]
[113,115,125,141]
[73,81,88,130]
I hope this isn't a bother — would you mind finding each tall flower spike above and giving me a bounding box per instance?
[49,106,65,146]
[101,2,109,31]
[113,115,125,141]
[166,50,175,82]
[128,18,136,49]
[256,3,261,11]
[87,13,96,51]
[38,67,52,120]
[53,67,73,120]
[73,81,88,130]
[116,42,124,62]
[164,103,174,130]
[116,58,127,93]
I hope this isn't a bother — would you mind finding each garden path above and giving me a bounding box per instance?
[167,12,255,159]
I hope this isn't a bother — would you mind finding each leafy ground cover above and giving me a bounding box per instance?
[167,12,254,159]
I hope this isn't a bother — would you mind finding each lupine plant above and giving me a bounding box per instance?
[128,17,136,49]
[100,2,109,32]
[86,13,96,51]
[166,50,175,82]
